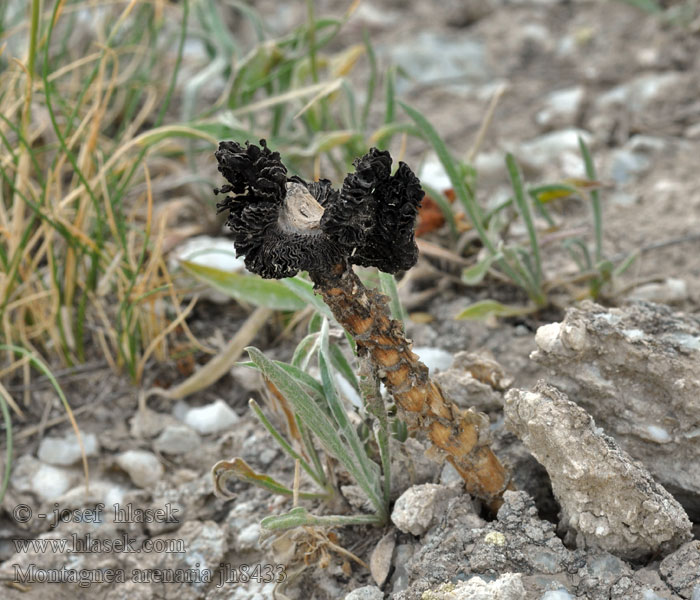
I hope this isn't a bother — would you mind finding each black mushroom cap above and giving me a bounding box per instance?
[214,140,423,279]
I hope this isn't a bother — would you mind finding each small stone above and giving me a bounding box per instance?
[433,351,508,412]
[344,585,384,600]
[37,432,99,466]
[130,407,179,438]
[391,483,460,536]
[536,86,585,129]
[625,278,688,305]
[535,322,563,354]
[594,72,685,113]
[174,520,227,592]
[444,0,495,27]
[440,461,463,486]
[32,464,77,500]
[154,425,201,455]
[12,455,42,493]
[235,522,260,552]
[609,149,651,184]
[183,399,240,434]
[685,122,700,139]
[517,129,592,176]
[474,151,507,185]
[419,155,452,191]
[230,364,262,392]
[413,347,454,374]
[541,590,574,600]
[171,235,246,272]
[146,500,185,535]
[390,543,415,593]
[386,31,489,93]
[626,135,667,155]
[258,447,278,467]
[116,450,164,488]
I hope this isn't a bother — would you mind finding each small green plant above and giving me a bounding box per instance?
[402,103,634,319]
[213,315,397,529]
[617,0,700,25]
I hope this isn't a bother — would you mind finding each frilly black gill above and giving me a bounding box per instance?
[214,139,424,279]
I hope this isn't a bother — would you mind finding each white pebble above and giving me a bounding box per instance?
[391,484,459,536]
[154,425,200,454]
[183,399,240,435]
[32,464,76,500]
[413,347,454,374]
[38,432,99,466]
[116,450,163,488]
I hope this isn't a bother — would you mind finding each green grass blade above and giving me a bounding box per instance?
[361,29,377,130]
[281,276,332,317]
[249,400,327,489]
[0,345,89,491]
[462,252,503,285]
[378,272,406,324]
[456,299,537,320]
[329,343,360,394]
[246,346,384,515]
[261,506,382,531]
[401,102,491,251]
[360,370,391,509]
[402,102,536,296]
[618,0,663,14]
[291,333,321,370]
[319,320,382,513]
[180,260,306,311]
[384,65,396,125]
[506,153,542,288]
[296,414,326,488]
[213,457,326,500]
[578,136,603,263]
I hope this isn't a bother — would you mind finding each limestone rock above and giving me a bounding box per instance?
[504,382,692,559]
[391,484,461,536]
[531,301,700,516]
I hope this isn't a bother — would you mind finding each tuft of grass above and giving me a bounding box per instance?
[1,0,412,391]
[1,0,201,385]
[0,344,89,500]
[402,102,632,319]
[213,315,400,530]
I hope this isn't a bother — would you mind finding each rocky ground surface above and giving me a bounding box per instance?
[2,0,700,598]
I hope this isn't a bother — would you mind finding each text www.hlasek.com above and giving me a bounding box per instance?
[13,534,185,554]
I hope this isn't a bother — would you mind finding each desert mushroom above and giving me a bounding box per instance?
[215,139,510,508]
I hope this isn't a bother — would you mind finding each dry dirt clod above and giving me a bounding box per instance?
[531,300,700,517]
[504,381,692,560]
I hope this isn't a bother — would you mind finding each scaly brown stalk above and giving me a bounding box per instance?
[311,264,510,509]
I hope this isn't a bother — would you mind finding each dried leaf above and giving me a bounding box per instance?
[370,529,396,587]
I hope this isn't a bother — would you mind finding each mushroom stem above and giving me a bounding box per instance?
[310,264,511,511]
